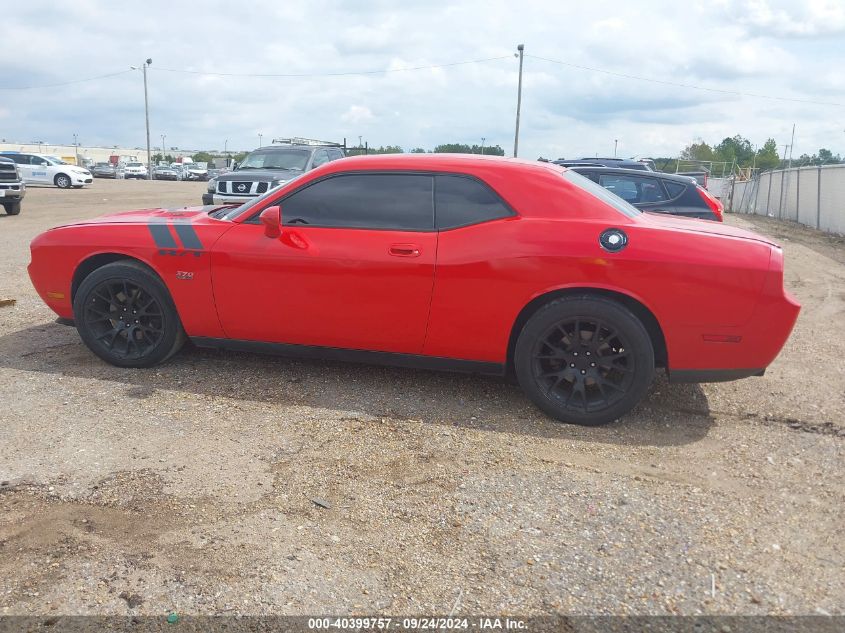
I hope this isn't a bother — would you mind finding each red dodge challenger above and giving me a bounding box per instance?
[28,154,800,425]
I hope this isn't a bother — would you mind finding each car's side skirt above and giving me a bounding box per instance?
[191,337,506,376]
[669,368,765,383]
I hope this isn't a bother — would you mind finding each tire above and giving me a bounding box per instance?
[73,260,186,368]
[514,296,654,426]
[54,173,72,189]
[3,200,21,215]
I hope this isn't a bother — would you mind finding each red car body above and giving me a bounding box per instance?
[29,154,799,384]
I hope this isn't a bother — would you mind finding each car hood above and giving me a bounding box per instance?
[215,169,300,183]
[640,212,780,247]
[59,206,220,228]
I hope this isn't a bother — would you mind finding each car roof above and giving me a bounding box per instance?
[568,166,695,183]
[316,153,559,173]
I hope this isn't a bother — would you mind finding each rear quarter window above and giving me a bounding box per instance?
[435,175,514,229]
[664,181,687,198]
[561,170,641,219]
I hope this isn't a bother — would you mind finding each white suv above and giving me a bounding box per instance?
[0,152,93,189]
[123,162,149,179]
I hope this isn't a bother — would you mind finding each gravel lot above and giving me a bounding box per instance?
[0,180,843,617]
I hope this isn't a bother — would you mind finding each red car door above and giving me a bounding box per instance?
[211,173,437,354]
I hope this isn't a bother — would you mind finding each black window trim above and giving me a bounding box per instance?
[243,170,518,232]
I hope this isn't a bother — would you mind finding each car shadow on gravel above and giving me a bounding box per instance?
[0,322,714,447]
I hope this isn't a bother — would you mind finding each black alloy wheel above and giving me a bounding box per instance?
[515,296,654,425]
[73,261,185,367]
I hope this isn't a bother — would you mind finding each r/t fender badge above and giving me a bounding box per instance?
[176,271,194,280]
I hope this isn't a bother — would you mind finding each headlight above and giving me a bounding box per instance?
[207,179,217,192]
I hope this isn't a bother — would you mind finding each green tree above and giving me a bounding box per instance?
[714,135,754,165]
[368,145,404,154]
[191,151,216,164]
[410,147,428,153]
[755,138,780,170]
[680,140,713,162]
[433,143,505,156]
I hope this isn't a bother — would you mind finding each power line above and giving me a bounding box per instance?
[154,55,512,78]
[526,53,844,107]
[0,69,136,90]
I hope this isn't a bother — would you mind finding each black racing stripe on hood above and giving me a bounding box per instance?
[172,223,203,250]
[148,223,177,249]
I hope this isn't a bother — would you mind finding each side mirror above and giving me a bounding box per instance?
[259,206,282,238]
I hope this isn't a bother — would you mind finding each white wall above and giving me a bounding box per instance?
[728,164,845,236]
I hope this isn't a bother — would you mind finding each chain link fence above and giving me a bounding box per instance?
[728,164,845,235]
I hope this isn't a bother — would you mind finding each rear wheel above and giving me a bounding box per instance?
[73,261,185,368]
[514,296,654,425]
[54,173,72,189]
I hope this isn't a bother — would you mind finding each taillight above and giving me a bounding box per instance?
[696,186,724,222]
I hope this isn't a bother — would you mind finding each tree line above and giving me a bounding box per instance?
[653,135,842,173]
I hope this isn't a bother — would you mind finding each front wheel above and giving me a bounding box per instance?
[54,173,72,188]
[73,261,186,368]
[3,200,21,215]
[514,296,654,426]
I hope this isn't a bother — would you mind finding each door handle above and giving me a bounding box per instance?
[389,243,421,257]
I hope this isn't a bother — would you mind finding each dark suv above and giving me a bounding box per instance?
[0,156,25,215]
[567,166,723,221]
[553,157,654,171]
[203,140,346,205]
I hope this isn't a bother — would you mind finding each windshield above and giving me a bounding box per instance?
[561,170,641,219]
[211,172,307,221]
[127,162,143,167]
[237,149,310,171]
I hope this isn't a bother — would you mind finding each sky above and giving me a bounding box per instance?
[1,0,844,161]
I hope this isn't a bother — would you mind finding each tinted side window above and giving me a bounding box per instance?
[664,181,687,198]
[598,174,667,204]
[282,174,434,231]
[311,149,329,168]
[11,154,30,165]
[435,175,513,229]
[328,149,344,161]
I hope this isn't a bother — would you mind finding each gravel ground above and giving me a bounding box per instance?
[0,180,843,616]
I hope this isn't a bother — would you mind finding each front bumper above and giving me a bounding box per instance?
[0,182,25,200]
[203,193,253,205]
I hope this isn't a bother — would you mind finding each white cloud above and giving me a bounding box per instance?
[341,105,376,125]
[0,0,842,160]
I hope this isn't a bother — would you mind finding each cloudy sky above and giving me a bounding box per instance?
[2,0,844,160]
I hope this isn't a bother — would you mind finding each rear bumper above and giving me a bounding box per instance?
[665,248,800,377]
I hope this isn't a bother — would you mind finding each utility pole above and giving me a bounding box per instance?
[787,123,795,169]
[480,137,486,155]
[160,134,166,159]
[614,139,618,158]
[133,59,154,179]
[73,133,79,166]
[258,133,263,147]
[513,44,524,158]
